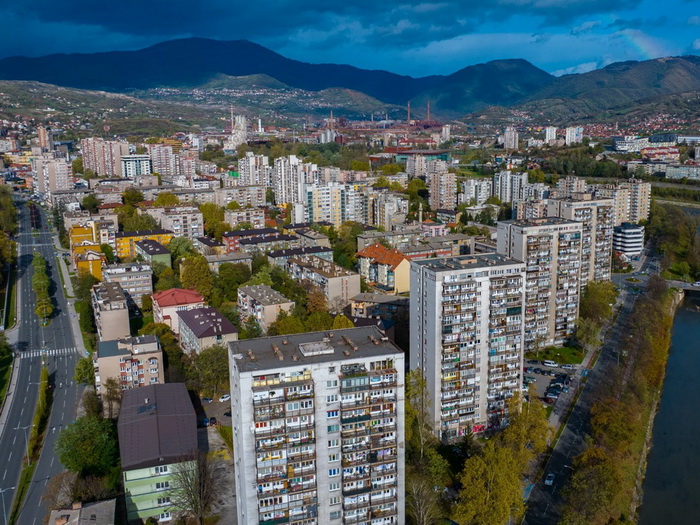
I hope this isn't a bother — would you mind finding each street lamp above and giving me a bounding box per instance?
[0,487,15,525]
[14,424,36,465]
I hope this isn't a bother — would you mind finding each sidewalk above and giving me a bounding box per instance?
[51,232,86,357]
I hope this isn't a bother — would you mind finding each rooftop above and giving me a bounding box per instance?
[410,253,524,272]
[177,307,238,338]
[97,335,159,359]
[499,217,582,229]
[135,239,170,255]
[351,293,410,306]
[194,236,224,248]
[115,229,173,239]
[92,282,127,306]
[222,227,278,238]
[204,252,253,263]
[103,263,153,275]
[229,326,402,372]
[287,254,358,278]
[239,284,293,306]
[118,384,197,471]
[152,288,204,307]
[268,246,332,259]
[239,234,298,245]
[48,499,116,525]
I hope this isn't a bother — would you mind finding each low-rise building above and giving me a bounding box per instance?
[75,249,106,281]
[267,246,333,267]
[214,185,267,208]
[222,227,279,252]
[295,228,331,248]
[118,384,197,524]
[91,282,130,341]
[93,335,164,394]
[350,293,410,320]
[193,236,226,256]
[145,205,204,239]
[135,239,172,267]
[238,233,301,254]
[48,500,116,525]
[237,285,295,332]
[355,243,411,294]
[224,207,266,229]
[115,230,174,260]
[102,263,154,309]
[204,252,253,274]
[177,306,238,354]
[152,288,206,334]
[285,255,361,310]
[613,223,645,256]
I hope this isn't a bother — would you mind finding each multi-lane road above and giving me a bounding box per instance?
[0,199,82,525]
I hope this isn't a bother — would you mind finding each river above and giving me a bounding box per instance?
[638,295,700,524]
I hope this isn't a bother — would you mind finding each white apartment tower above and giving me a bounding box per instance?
[428,163,457,211]
[545,126,557,144]
[80,138,130,177]
[497,218,583,349]
[410,254,526,442]
[273,156,318,205]
[229,326,405,525]
[461,178,493,205]
[565,126,584,146]
[546,196,614,284]
[32,156,73,199]
[304,183,365,228]
[238,152,272,187]
[120,154,152,179]
[504,127,519,150]
[493,170,528,204]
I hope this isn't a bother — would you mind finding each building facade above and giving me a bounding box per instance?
[177,307,239,354]
[237,285,296,332]
[285,255,361,311]
[91,282,131,342]
[497,218,583,348]
[94,335,164,394]
[229,326,405,525]
[102,263,154,309]
[152,288,206,335]
[410,254,526,441]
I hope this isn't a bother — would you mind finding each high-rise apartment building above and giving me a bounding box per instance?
[493,170,528,204]
[555,175,587,198]
[120,154,152,178]
[80,138,130,177]
[497,218,583,348]
[429,170,457,211]
[619,178,651,224]
[546,195,614,284]
[274,155,318,205]
[410,254,526,442]
[504,127,519,150]
[565,126,584,146]
[32,156,73,198]
[545,126,557,144]
[304,183,366,228]
[238,152,272,186]
[461,178,493,205]
[37,126,53,150]
[147,143,178,178]
[229,326,405,525]
[145,205,204,239]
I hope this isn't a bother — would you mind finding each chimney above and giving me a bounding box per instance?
[71,503,83,510]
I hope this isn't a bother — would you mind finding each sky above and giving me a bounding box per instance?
[2,0,699,77]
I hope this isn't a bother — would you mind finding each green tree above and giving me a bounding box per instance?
[379,163,403,175]
[181,256,215,299]
[123,212,159,232]
[579,281,618,326]
[102,377,123,419]
[154,191,180,207]
[226,200,241,210]
[74,357,95,386]
[213,221,232,242]
[141,294,153,313]
[406,370,433,461]
[72,157,83,174]
[190,345,229,396]
[305,311,334,332]
[155,266,182,291]
[268,313,305,335]
[215,263,251,302]
[332,315,355,329]
[55,416,119,477]
[122,188,145,206]
[199,203,225,236]
[81,194,101,213]
[100,243,115,263]
[168,237,196,263]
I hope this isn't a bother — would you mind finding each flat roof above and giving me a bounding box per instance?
[177,307,238,338]
[98,335,158,358]
[239,284,293,306]
[230,326,402,372]
[499,217,582,228]
[118,384,197,471]
[287,255,358,278]
[135,239,170,255]
[351,293,410,305]
[115,229,173,238]
[268,246,332,259]
[410,253,524,272]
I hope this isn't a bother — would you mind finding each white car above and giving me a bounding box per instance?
[544,473,555,486]
[219,394,231,403]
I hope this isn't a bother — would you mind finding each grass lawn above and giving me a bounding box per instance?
[217,425,234,454]
[7,265,16,327]
[625,277,641,283]
[525,345,585,365]
[545,406,554,419]
[0,352,12,407]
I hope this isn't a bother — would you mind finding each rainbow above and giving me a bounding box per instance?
[618,28,669,60]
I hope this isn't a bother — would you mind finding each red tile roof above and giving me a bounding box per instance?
[152,288,205,307]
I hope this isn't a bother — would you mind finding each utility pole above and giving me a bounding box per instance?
[0,487,15,525]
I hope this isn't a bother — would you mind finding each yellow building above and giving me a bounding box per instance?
[115,230,174,259]
[69,225,95,251]
[75,250,106,280]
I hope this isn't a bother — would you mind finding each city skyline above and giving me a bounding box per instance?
[1,0,698,77]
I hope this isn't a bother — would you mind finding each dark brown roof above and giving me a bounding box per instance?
[118,384,197,471]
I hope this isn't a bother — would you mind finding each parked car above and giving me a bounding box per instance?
[561,364,574,370]
[219,394,231,403]
[224,411,232,417]
[524,376,537,383]
[544,473,555,486]
[202,397,213,404]
[202,417,210,427]
[209,417,218,427]
[524,366,534,374]
[533,368,543,375]
[527,359,540,365]
[543,360,558,367]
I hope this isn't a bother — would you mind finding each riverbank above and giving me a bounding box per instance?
[558,280,681,523]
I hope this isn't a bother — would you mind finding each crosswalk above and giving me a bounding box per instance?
[20,347,78,359]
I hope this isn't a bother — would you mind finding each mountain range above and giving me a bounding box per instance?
[0,38,699,119]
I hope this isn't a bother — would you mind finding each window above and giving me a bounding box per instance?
[330,496,340,505]
[327,379,338,388]
[155,466,168,474]
[156,481,170,490]
[329,453,339,462]
[329,366,336,373]
[329,482,340,491]
[329,468,340,477]
[326,394,339,404]
[330,510,341,519]
[327,424,339,433]
[157,497,171,506]
[328,439,339,448]
[327,410,339,419]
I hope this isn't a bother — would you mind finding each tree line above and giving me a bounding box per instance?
[32,252,53,321]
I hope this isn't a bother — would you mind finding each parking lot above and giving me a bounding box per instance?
[198,394,233,428]
[523,361,580,411]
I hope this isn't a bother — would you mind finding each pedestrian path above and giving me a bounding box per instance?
[19,347,78,359]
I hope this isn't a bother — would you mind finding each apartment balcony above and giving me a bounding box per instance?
[343,483,373,497]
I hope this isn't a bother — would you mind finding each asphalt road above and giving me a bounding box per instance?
[0,200,82,525]
[523,251,658,524]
